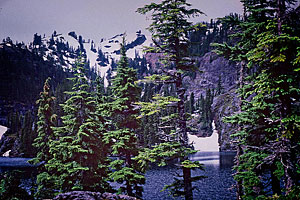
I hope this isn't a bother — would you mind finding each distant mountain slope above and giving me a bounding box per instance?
[30,30,150,85]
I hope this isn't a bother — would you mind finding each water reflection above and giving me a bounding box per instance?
[190,151,235,166]
[190,151,220,165]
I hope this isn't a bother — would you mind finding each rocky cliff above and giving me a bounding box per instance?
[212,89,239,151]
[186,52,238,98]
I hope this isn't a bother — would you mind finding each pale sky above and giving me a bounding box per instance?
[0,0,243,43]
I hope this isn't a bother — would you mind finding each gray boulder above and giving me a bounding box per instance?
[53,191,139,200]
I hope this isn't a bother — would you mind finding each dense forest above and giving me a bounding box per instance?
[0,0,300,200]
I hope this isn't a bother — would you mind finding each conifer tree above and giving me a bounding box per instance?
[31,77,56,164]
[216,75,223,95]
[108,37,144,198]
[30,77,57,198]
[95,76,105,103]
[187,92,195,114]
[45,55,111,195]
[214,0,300,198]
[19,110,36,157]
[137,1,205,199]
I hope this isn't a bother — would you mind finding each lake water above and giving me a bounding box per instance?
[143,151,236,200]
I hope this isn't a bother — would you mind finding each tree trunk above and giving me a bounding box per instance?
[125,152,133,196]
[176,74,188,144]
[183,166,193,200]
[236,145,243,200]
[281,138,296,194]
[277,0,286,35]
[126,180,133,197]
[279,75,296,194]
[271,164,281,195]
[176,71,193,200]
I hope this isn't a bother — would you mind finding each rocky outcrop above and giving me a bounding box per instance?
[53,191,139,200]
[0,129,22,157]
[212,88,239,151]
[185,52,238,98]
[0,133,14,156]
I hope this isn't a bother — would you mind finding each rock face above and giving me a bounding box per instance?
[212,88,239,151]
[186,52,238,98]
[53,191,139,200]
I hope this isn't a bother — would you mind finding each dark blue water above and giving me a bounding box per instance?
[0,152,236,200]
[143,152,236,200]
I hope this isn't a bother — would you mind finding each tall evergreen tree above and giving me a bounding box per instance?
[45,55,111,195]
[187,92,195,114]
[216,75,223,95]
[31,77,56,164]
[137,1,205,199]
[30,77,57,198]
[19,110,36,157]
[108,37,144,198]
[214,0,300,198]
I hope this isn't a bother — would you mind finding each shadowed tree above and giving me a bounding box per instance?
[213,0,300,198]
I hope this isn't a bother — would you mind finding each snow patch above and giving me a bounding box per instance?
[0,125,8,140]
[2,150,11,157]
[188,121,219,152]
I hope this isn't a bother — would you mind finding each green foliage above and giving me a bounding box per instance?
[108,37,144,198]
[136,94,180,118]
[215,0,300,198]
[180,160,203,169]
[137,0,203,67]
[234,150,269,197]
[28,77,58,198]
[43,55,111,195]
[140,74,172,83]
[31,77,56,164]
